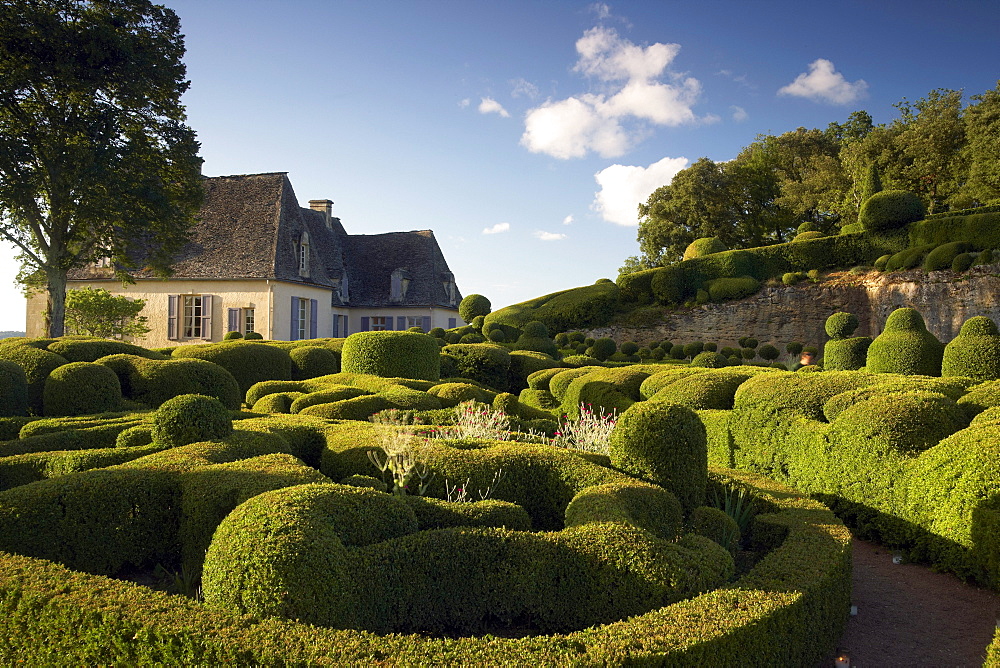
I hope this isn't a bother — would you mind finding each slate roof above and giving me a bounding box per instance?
[68,172,461,309]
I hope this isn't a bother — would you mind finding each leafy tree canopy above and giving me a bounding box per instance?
[0,0,204,336]
[624,81,1000,276]
[64,287,150,338]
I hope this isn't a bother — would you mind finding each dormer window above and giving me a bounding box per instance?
[390,268,411,303]
[298,231,310,276]
[441,272,456,305]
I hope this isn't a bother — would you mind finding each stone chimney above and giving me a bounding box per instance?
[309,199,333,228]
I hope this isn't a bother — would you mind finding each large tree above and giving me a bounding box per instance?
[960,80,1000,205]
[0,0,203,336]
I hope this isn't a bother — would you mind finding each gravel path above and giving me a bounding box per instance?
[819,538,1000,667]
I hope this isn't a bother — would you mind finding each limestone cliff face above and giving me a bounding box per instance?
[591,265,1000,349]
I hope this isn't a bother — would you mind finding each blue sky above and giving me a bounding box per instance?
[1,0,998,330]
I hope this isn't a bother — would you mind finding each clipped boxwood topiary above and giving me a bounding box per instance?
[825,312,859,339]
[690,505,740,554]
[792,231,824,242]
[289,346,340,380]
[342,331,441,382]
[866,308,943,376]
[824,337,872,371]
[682,236,726,260]
[0,361,28,417]
[0,342,69,414]
[151,394,233,448]
[923,241,973,272]
[952,253,974,272]
[590,337,617,361]
[172,341,292,396]
[874,254,892,271]
[459,294,491,323]
[690,351,728,368]
[859,190,926,232]
[609,401,707,512]
[222,331,243,340]
[42,362,122,417]
[942,316,1000,381]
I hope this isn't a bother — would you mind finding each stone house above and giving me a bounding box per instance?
[26,172,465,346]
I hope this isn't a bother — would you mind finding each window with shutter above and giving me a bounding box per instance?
[310,299,318,339]
[290,296,299,340]
[361,316,370,331]
[167,295,179,340]
[397,316,406,330]
[227,308,240,333]
[422,316,431,332]
[200,295,213,340]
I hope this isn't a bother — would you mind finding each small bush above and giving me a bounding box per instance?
[244,332,263,340]
[824,337,872,371]
[866,308,944,376]
[859,190,926,232]
[825,312,859,339]
[342,332,441,382]
[792,231,824,242]
[0,361,28,417]
[942,316,1000,381]
[782,272,803,286]
[683,237,726,260]
[952,253,974,272]
[690,505,740,554]
[923,241,973,272]
[874,254,892,271]
[151,394,233,448]
[459,294,492,323]
[223,331,243,340]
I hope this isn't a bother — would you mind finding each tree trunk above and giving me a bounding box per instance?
[45,269,68,337]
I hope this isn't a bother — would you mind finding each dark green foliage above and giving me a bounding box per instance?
[683,236,726,259]
[340,474,388,492]
[151,394,233,448]
[590,338,617,361]
[866,308,943,375]
[884,244,935,271]
[923,241,974,272]
[484,281,620,333]
[299,394,392,421]
[486,329,506,343]
[98,355,241,410]
[786,342,804,356]
[695,289,710,304]
[797,222,817,234]
[953,253,974,272]
[825,312,859,339]
[511,327,559,359]
[172,341,292,396]
[782,271,803,286]
[740,338,758,349]
[859,190,926,232]
[223,331,242,340]
[506,351,561,393]
[0,342,69,413]
[683,341,704,358]
[243,332,263,340]
[244,380,310,408]
[428,382,495,407]
[0,360,28,417]
[824,337,873,371]
[620,341,638,356]
[704,342,718,352]
[670,344,686,359]
[909,212,1000,252]
[428,327,446,338]
[289,346,339,380]
[650,368,767,410]
[690,506,740,554]
[942,316,1000,381]
[758,344,779,361]
[404,497,532,531]
[289,386,371,414]
[459,294,492,323]
[46,339,164,363]
[342,331,440,382]
[609,401,707,512]
[526,368,566,391]
[470,316,485,331]
[741,348,757,360]
[441,344,509,391]
[560,354,600,367]
[459,333,486,344]
[690,351,728,368]
[638,368,707,399]
[978,249,995,265]
[874,254,892,271]
[564,481,682,541]
[792,231,824,242]
[42,362,122,416]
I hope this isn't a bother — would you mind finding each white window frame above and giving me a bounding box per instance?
[244,308,255,334]
[371,316,388,331]
[297,298,308,339]
[183,295,203,338]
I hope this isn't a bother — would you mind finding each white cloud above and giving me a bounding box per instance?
[589,2,611,20]
[592,156,689,226]
[458,98,470,108]
[520,26,705,159]
[731,105,748,122]
[510,78,539,99]
[562,215,574,225]
[778,59,868,105]
[478,97,510,117]
[482,222,510,235]
[534,231,567,241]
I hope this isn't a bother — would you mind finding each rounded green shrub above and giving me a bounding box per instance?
[609,401,707,512]
[786,342,804,357]
[884,244,935,272]
[957,380,1000,421]
[690,351,728,368]
[952,253,974,272]
[486,329,506,343]
[792,231,824,242]
[620,342,639,356]
[825,312,859,339]
[99,354,241,410]
[923,241,973,272]
[797,222,817,234]
[866,308,943,376]
[695,289,710,305]
[858,190,926,232]
[782,272,803,286]
[706,276,759,302]
[823,337,872,371]
[690,506,740,554]
[223,331,243,340]
[459,333,486,344]
[46,339,164,363]
[978,249,995,265]
[340,474,388,493]
[441,344,509,390]
[683,236,726,260]
[342,332,441,382]
[874,254,892,271]
[564,481,682,541]
[243,331,263,340]
[0,360,28,417]
[0,342,69,413]
[549,368,602,403]
[151,394,233,448]
[289,346,340,380]
[459,294,492,323]
[831,390,965,454]
[758,344,779,362]
[470,316,485,331]
[172,341,292,395]
[290,386,371,414]
[42,362,122,416]
[683,342,704,358]
[942,316,1000,381]
[650,368,765,410]
[251,391,305,414]
[299,394,392,421]
[590,338,617,361]
[428,327,446,339]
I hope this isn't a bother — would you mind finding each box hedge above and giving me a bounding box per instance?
[0,342,69,413]
[172,341,293,395]
[866,308,943,376]
[97,354,241,410]
[483,280,620,333]
[439,343,508,390]
[942,316,1000,381]
[45,338,165,363]
[0,361,28,417]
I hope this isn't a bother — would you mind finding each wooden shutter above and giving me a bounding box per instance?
[227,308,240,332]
[167,295,178,340]
[342,316,348,336]
[200,295,213,340]
[332,314,339,338]
[385,317,393,331]
[290,296,298,340]
[422,316,431,332]
[360,316,369,331]
[397,316,406,331]
[310,299,318,339]
[448,317,456,329]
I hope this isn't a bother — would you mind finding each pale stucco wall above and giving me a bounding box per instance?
[26,279,465,345]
